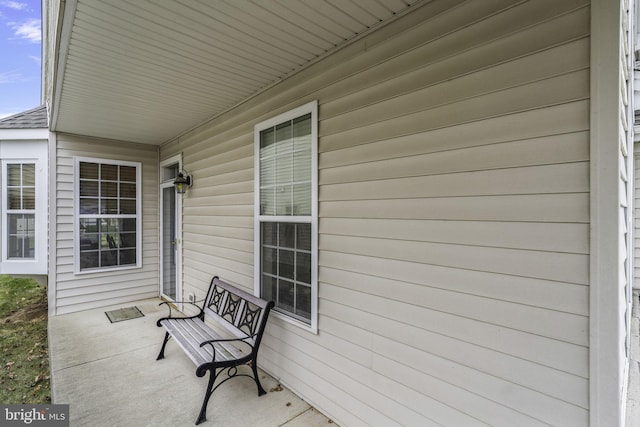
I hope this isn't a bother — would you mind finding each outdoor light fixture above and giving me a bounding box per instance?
[174,171,192,194]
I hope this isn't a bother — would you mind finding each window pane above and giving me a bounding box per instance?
[8,236,22,258]
[80,251,99,269]
[120,183,136,198]
[80,162,99,179]
[22,188,35,210]
[262,222,277,246]
[260,188,275,216]
[293,114,311,144]
[22,164,35,186]
[8,214,35,259]
[102,218,119,232]
[121,218,136,232]
[101,181,117,197]
[259,113,312,219]
[162,164,179,182]
[80,218,98,233]
[262,247,277,275]
[279,223,295,248]
[120,166,136,182]
[120,232,136,249]
[260,221,312,323]
[260,127,275,150]
[7,188,21,209]
[296,284,311,319]
[278,279,294,313]
[293,146,311,182]
[293,184,310,215]
[275,122,292,149]
[100,199,118,215]
[80,180,98,197]
[119,249,136,265]
[80,198,99,214]
[296,223,311,251]
[120,199,136,214]
[102,232,118,250]
[101,250,118,267]
[262,275,276,302]
[296,252,311,284]
[276,185,292,216]
[8,214,18,234]
[7,164,21,186]
[101,164,118,180]
[279,249,294,280]
[260,156,275,187]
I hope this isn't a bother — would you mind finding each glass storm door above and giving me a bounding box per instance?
[160,162,181,302]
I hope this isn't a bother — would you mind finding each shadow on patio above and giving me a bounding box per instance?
[48,299,332,427]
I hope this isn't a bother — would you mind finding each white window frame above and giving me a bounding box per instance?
[0,139,48,275]
[254,100,318,333]
[1,160,39,263]
[74,156,142,274]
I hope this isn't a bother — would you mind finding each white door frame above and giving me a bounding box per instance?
[159,155,183,306]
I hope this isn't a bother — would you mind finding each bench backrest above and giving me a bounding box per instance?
[202,276,274,347]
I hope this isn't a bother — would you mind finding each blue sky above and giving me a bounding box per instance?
[0,0,41,119]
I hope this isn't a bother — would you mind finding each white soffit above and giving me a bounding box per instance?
[52,0,424,145]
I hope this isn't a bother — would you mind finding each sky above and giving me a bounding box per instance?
[0,0,41,119]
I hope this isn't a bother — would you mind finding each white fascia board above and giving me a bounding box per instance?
[49,0,77,132]
[0,129,49,140]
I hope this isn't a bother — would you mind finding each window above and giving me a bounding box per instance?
[75,158,142,272]
[254,101,318,331]
[6,163,35,259]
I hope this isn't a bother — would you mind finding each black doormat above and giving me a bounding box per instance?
[105,306,144,323]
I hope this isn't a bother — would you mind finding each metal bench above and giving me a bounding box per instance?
[156,276,275,425]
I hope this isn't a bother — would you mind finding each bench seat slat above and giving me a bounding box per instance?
[161,317,248,366]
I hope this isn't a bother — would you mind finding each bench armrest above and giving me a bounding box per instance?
[199,336,256,361]
[156,300,205,326]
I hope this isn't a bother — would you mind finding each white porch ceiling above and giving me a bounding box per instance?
[51,0,424,145]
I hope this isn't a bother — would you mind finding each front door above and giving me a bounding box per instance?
[160,160,181,302]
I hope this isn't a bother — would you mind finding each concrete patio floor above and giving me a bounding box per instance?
[48,298,333,427]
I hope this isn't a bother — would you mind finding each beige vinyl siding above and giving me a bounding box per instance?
[53,133,159,314]
[162,0,590,425]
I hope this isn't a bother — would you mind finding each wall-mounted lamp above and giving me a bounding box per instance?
[174,171,192,194]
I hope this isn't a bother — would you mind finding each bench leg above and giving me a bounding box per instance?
[196,369,218,425]
[156,332,171,360]
[251,360,267,396]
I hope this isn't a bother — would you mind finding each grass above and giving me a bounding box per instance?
[0,275,50,404]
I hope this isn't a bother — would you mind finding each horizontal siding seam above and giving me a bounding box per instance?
[320,159,591,186]
[319,129,589,170]
[319,230,590,255]
[319,276,588,340]
[264,327,455,426]
[319,70,589,139]
[319,309,588,407]
[259,347,376,427]
[319,262,588,314]
[319,247,588,286]
[372,343,589,419]
[318,282,589,349]
[318,100,589,154]
[316,2,588,122]
[320,42,590,124]
[319,298,587,379]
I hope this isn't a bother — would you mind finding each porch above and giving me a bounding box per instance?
[48,299,332,426]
